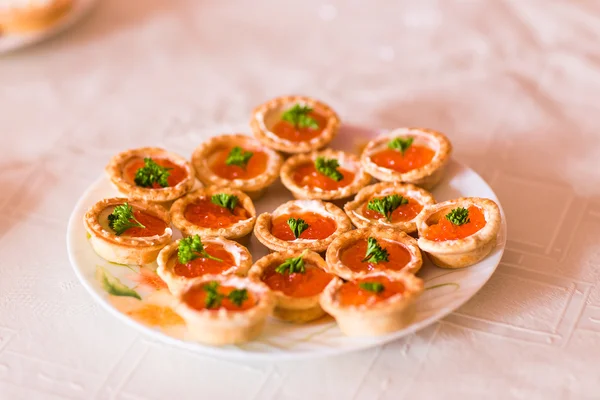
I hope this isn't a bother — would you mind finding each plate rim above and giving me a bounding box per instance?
[66,158,507,361]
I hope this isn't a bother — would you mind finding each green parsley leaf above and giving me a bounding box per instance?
[446,207,470,226]
[388,137,414,155]
[362,237,389,264]
[359,282,385,294]
[281,104,319,129]
[228,288,249,307]
[315,157,343,182]
[203,281,224,309]
[287,217,309,239]
[367,194,409,221]
[178,235,223,264]
[107,203,145,236]
[134,158,172,188]
[225,146,253,168]
[211,193,239,212]
[275,251,307,275]
[202,282,249,309]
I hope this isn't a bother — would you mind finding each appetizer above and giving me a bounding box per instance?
[344,182,435,233]
[250,95,340,154]
[416,197,501,268]
[84,198,172,265]
[361,128,451,189]
[326,227,422,280]
[254,199,352,253]
[106,147,195,203]
[157,235,252,295]
[249,250,334,323]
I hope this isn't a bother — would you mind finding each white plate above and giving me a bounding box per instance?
[66,127,506,361]
[0,0,97,55]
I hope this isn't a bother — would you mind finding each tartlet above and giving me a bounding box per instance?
[248,250,335,323]
[175,274,274,345]
[157,236,253,296]
[191,134,283,200]
[84,197,172,265]
[106,147,196,203]
[170,187,256,243]
[361,128,452,189]
[326,227,422,280]
[0,0,72,33]
[416,197,501,268]
[254,199,352,253]
[320,271,424,336]
[250,95,340,154]
[344,182,435,234]
[280,149,371,201]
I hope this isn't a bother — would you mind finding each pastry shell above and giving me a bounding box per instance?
[415,197,501,268]
[250,95,340,154]
[280,149,371,201]
[106,147,196,203]
[248,250,333,323]
[361,128,452,190]
[344,182,435,233]
[170,187,256,243]
[157,237,253,296]
[254,199,352,253]
[175,274,274,346]
[191,134,283,200]
[84,197,172,265]
[319,271,423,336]
[0,0,72,33]
[325,227,422,280]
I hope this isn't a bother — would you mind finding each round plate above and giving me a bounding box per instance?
[67,126,506,361]
[0,0,97,55]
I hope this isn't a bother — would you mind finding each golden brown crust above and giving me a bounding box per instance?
[250,95,340,154]
[361,128,452,190]
[254,199,352,253]
[325,226,422,280]
[170,187,256,241]
[106,147,196,203]
[83,197,172,265]
[416,197,501,268]
[191,134,283,199]
[157,237,253,296]
[319,271,423,336]
[280,149,371,201]
[344,182,435,233]
[0,0,72,33]
[248,250,332,323]
[175,274,274,345]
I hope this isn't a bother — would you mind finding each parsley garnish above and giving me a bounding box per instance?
[107,203,145,235]
[211,193,239,212]
[446,207,470,226]
[178,235,223,264]
[388,137,414,155]
[281,104,319,129]
[225,146,253,168]
[367,194,408,221]
[287,217,309,239]
[275,251,307,274]
[228,288,249,307]
[203,281,222,309]
[315,157,343,182]
[202,281,249,309]
[359,282,385,294]
[362,237,389,264]
[134,158,172,188]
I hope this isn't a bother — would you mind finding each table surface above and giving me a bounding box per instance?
[2,0,600,399]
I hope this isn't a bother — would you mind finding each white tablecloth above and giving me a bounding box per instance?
[2,0,600,398]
